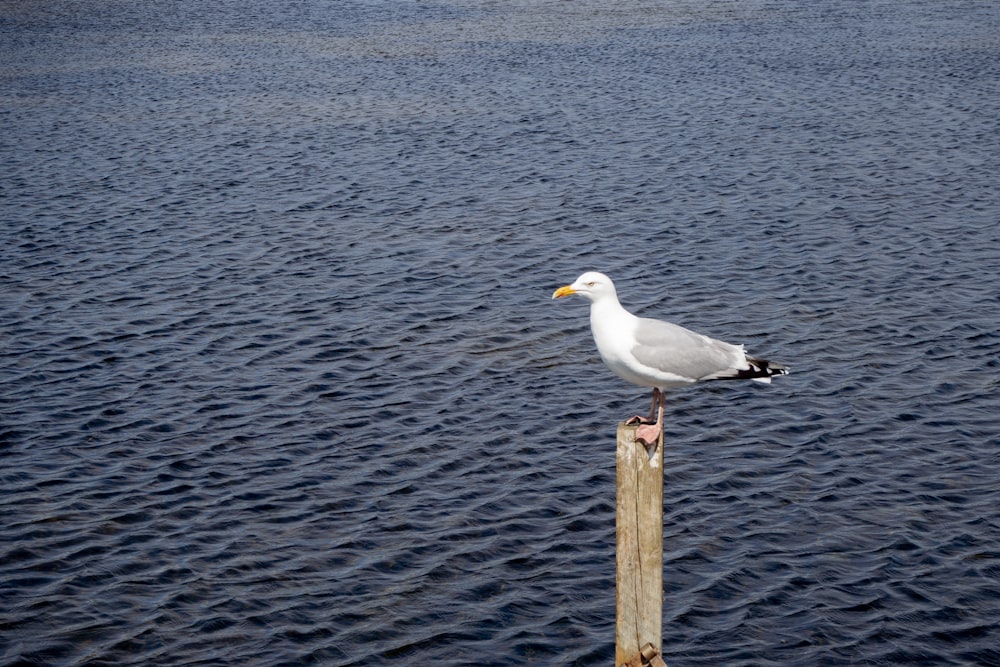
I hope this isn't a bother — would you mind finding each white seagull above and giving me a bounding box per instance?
[552,271,788,446]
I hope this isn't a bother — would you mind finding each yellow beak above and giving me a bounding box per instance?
[552,285,576,299]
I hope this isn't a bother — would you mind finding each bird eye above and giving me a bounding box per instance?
[586,281,595,287]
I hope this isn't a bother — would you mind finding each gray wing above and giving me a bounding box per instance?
[631,317,747,381]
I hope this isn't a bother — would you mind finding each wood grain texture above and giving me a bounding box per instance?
[615,422,664,666]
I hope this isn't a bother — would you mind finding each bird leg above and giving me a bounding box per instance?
[628,388,664,447]
[626,388,662,425]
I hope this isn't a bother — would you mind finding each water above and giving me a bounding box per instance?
[2,0,999,664]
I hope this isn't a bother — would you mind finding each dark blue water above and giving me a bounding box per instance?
[2,1,999,665]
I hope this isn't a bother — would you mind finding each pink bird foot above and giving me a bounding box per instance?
[628,388,664,447]
[626,414,655,426]
[634,422,662,447]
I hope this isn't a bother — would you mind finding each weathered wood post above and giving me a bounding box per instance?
[615,422,668,667]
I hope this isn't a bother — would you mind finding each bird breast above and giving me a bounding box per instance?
[590,307,656,387]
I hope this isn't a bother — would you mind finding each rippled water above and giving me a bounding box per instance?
[3,0,1000,665]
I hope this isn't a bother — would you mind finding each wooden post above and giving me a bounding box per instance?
[615,422,667,667]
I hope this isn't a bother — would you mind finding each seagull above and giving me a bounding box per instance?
[552,271,788,446]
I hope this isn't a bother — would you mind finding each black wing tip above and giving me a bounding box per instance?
[744,356,789,378]
[703,357,789,383]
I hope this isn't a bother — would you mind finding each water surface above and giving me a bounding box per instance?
[2,0,999,665]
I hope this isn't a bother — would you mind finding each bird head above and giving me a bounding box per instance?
[552,271,616,302]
